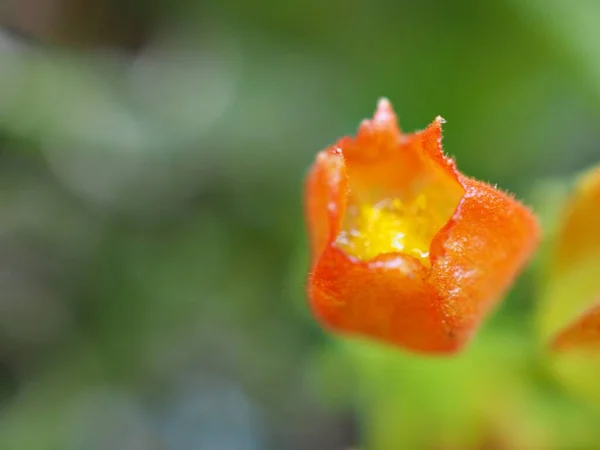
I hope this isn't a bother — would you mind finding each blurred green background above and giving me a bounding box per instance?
[1,0,600,449]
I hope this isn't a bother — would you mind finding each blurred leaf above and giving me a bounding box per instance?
[313,328,600,449]
[508,0,600,103]
[549,350,600,405]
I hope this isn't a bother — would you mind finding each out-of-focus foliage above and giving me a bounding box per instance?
[1,0,600,449]
[311,331,600,449]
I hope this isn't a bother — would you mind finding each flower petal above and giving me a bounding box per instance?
[538,165,600,345]
[429,178,540,346]
[304,149,347,262]
[551,300,600,351]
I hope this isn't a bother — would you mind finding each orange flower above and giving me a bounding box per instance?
[539,165,600,353]
[305,99,540,354]
[535,165,600,402]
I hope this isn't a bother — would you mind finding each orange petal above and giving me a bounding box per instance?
[551,300,600,351]
[305,99,540,354]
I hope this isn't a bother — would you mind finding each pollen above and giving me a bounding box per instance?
[335,193,444,265]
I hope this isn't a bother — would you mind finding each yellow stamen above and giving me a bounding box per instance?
[335,193,444,265]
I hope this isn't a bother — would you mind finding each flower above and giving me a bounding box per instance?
[535,164,600,401]
[305,99,540,354]
[538,165,600,352]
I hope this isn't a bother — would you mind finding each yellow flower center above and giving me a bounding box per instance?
[336,194,439,264]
